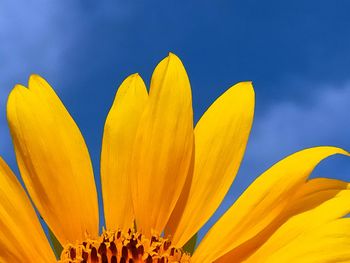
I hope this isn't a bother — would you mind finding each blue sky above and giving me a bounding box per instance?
[1,0,350,243]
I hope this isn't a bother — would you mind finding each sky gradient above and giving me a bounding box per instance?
[1,0,350,243]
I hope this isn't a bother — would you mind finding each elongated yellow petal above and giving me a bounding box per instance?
[216,178,350,262]
[101,74,148,231]
[0,157,56,262]
[164,147,195,238]
[192,147,348,263]
[7,75,99,245]
[131,53,194,235]
[249,219,350,263]
[169,82,254,246]
[245,189,350,261]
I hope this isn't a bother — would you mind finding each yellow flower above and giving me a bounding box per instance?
[1,53,350,263]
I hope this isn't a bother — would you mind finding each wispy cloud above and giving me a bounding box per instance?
[0,1,84,160]
[0,1,82,86]
[1,2,349,241]
[0,2,138,161]
[244,81,350,180]
[201,80,350,240]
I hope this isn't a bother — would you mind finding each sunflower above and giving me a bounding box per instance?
[1,53,350,263]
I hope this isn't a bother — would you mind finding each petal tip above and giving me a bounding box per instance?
[28,74,45,87]
[122,73,141,85]
[342,149,350,156]
[122,73,145,88]
[129,72,140,78]
[238,81,254,90]
[153,53,183,76]
[168,51,177,57]
[7,84,27,101]
[320,146,349,156]
[29,73,41,81]
[115,73,147,103]
[167,52,183,65]
[228,81,255,102]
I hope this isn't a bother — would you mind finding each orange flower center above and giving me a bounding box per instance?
[59,229,190,263]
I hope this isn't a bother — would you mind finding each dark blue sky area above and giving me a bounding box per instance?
[1,0,350,242]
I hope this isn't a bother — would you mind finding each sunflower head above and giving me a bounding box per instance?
[59,229,190,263]
[1,53,349,263]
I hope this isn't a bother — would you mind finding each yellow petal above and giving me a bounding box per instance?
[131,53,194,235]
[0,157,56,262]
[101,74,148,231]
[7,75,99,245]
[244,187,350,261]
[164,147,195,238]
[216,178,350,262]
[192,146,348,263]
[249,219,350,263]
[169,82,254,246]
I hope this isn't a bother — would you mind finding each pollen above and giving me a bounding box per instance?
[59,229,191,263]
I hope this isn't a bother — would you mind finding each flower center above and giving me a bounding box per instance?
[59,229,190,263]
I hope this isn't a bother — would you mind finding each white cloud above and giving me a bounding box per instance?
[0,1,84,160]
[234,81,350,194]
[0,1,138,161]
[200,81,350,242]
[0,1,81,85]
[246,83,350,179]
